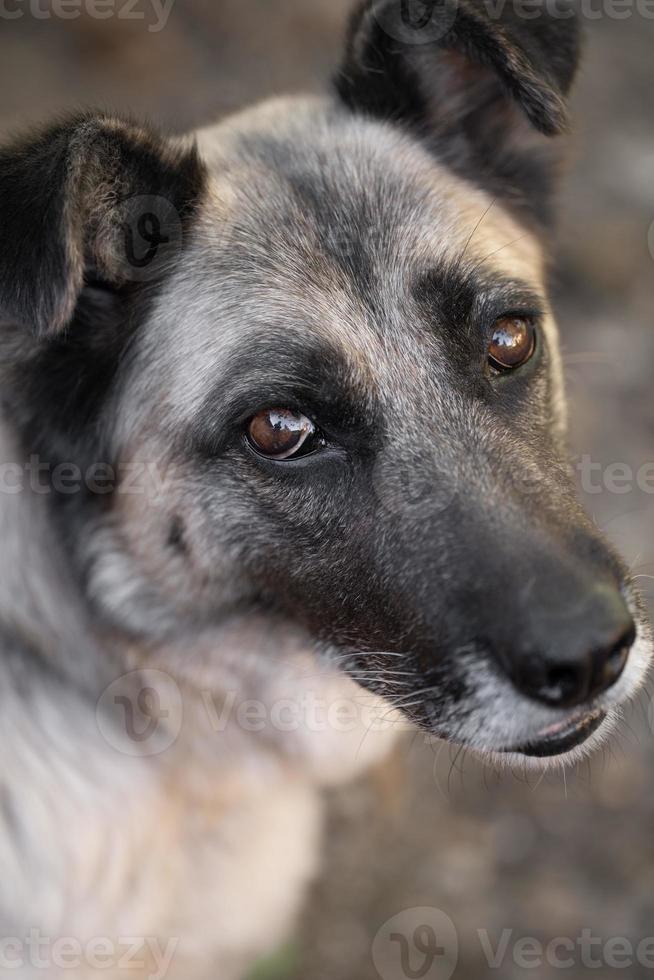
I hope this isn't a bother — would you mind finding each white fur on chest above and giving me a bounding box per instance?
[0,622,401,979]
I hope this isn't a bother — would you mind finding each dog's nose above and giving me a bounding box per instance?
[507,588,636,708]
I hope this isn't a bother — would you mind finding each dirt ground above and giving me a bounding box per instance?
[1,3,652,978]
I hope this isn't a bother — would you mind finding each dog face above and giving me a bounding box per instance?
[0,0,650,766]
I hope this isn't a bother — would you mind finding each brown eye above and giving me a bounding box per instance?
[488,316,536,370]
[247,408,319,460]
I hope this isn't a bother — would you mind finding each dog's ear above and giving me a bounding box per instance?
[335,0,581,223]
[0,112,206,339]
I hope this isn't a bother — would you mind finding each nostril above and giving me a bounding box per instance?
[619,621,637,654]
[594,622,636,694]
[604,645,628,682]
[541,663,588,707]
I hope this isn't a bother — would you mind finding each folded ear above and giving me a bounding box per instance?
[335,0,581,224]
[0,112,206,338]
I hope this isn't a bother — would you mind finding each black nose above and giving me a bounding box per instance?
[507,588,636,709]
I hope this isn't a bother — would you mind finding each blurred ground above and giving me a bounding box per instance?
[0,4,652,979]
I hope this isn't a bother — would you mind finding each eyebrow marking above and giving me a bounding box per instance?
[185,334,378,457]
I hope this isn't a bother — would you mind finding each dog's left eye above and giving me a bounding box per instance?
[488,316,536,370]
[247,408,322,460]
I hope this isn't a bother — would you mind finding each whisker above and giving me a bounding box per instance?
[454,198,498,272]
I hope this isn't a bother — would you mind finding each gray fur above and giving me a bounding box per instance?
[0,9,651,979]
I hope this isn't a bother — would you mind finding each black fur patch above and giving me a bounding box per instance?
[0,113,207,468]
[0,111,207,338]
[167,515,189,555]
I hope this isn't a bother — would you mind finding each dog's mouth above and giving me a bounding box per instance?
[503,708,606,758]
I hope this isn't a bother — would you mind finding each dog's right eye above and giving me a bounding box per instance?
[246,408,323,460]
[488,316,536,371]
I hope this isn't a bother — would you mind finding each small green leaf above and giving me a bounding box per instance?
[245,942,300,980]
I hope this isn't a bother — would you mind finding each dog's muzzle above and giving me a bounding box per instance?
[489,582,636,757]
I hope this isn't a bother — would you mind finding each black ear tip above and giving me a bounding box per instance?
[513,71,572,135]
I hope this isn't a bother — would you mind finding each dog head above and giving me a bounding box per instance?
[1,0,650,766]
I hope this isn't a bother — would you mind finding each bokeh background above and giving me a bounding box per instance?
[1,3,652,978]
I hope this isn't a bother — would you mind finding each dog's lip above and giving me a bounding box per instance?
[503,708,606,758]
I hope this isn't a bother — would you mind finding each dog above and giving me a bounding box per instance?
[0,0,651,976]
